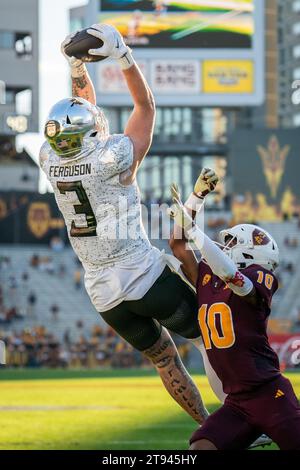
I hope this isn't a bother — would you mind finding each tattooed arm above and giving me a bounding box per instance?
[71,69,96,105]
[143,328,208,425]
[61,33,96,105]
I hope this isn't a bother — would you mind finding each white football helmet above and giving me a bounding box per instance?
[219,224,279,272]
[44,97,109,159]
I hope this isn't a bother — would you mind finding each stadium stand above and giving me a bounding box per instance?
[0,245,97,337]
[1,218,300,369]
[262,221,300,321]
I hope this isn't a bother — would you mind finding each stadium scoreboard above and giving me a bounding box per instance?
[87,0,265,107]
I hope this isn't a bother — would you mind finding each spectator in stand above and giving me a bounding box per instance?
[30,254,40,268]
[73,269,82,290]
[50,304,60,322]
[91,324,104,338]
[284,236,299,249]
[58,263,66,278]
[39,257,55,275]
[285,262,295,275]
[27,291,37,318]
[293,308,300,331]
[76,320,84,333]
[0,309,8,324]
[63,328,71,346]
[20,272,30,313]
[8,276,18,306]
[6,306,23,322]
[0,324,193,370]
[22,272,29,283]
[50,236,65,253]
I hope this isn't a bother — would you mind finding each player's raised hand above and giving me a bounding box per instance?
[61,31,83,67]
[170,182,182,205]
[168,183,194,232]
[87,24,129,60]
[194,167,219,198]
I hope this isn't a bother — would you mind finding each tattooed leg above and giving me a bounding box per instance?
[143,327,208,425]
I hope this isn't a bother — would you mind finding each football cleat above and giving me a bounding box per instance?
[248,434,273,449]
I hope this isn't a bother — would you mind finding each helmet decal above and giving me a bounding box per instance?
[252,229,270,246]
[45,120,60,138]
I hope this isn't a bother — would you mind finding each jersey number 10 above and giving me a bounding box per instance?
[198,302,236,350]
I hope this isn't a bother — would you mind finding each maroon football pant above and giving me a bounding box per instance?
[190,375,300,450]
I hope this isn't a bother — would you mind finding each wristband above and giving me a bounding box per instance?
[71,62,87,78]
[185,193,204,212]
[117,50,135,70]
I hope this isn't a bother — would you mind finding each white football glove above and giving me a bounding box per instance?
[87,24,130,60]
[61,31,83,67]
[168,183,194,232]
[194,167,219,199]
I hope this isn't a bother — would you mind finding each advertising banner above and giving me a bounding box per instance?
[94,0,264,106]
[202,59,254,94]
[0,192,66,245]
[151,60,200,93]
[99,0,254,49]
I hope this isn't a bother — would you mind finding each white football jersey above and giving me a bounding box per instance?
[39,133,165,311]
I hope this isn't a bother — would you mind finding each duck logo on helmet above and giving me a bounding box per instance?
[45,120,60,138]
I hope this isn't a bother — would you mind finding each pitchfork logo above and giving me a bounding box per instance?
[257,135,290,199]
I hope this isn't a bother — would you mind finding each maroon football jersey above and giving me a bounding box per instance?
[196,262,280,395]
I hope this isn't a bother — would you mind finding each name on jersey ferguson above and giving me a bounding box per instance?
[49,163,92,178]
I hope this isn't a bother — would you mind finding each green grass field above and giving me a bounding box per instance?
[0,369,299,450]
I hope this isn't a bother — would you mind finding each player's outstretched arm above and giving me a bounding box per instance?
[87,24,155,183]
[170,196,256,299]
[122,64,155,179]
[169,169,218,286]
[61,32,96,105]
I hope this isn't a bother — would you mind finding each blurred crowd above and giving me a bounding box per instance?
[1,223,300,369]
[0,324,192,369]
[0,246,83,325]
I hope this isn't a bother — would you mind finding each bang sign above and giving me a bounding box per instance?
[252,229,270,246]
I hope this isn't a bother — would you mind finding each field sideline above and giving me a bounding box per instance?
[0,369,299,450]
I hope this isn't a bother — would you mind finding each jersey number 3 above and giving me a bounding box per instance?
[198,302,236,350]
[57,181,97,237]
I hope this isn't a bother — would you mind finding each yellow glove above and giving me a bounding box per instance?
[185,167,219,211]
[194,167,219,198]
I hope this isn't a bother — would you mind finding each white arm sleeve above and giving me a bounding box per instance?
[187,225,254,297]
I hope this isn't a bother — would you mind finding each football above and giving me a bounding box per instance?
[64,27,106,63]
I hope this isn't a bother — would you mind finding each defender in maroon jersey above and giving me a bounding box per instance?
[169,182,300,450]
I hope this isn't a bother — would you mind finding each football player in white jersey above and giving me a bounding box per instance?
[39,24,220,425]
